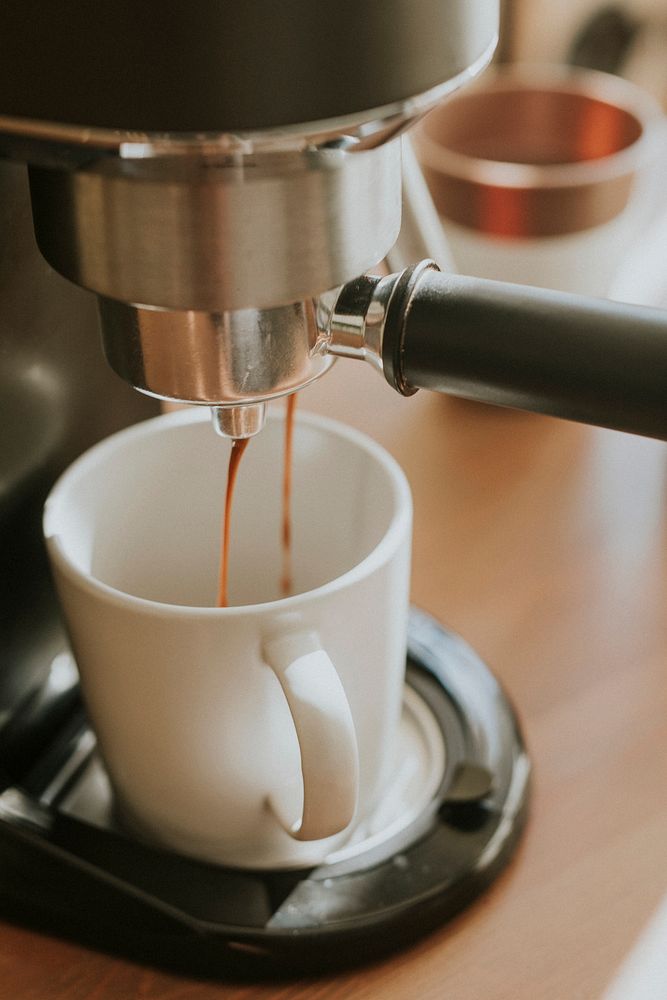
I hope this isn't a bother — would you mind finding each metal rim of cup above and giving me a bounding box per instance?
[412,64,663,237]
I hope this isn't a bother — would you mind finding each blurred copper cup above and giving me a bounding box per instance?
[412,66,662,294]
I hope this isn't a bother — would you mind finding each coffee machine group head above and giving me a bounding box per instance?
[1,0,498,437]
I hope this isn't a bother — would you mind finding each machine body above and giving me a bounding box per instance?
[0,0,498,436]
[2,1,664,441]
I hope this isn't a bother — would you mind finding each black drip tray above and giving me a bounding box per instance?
[0,609,530,977]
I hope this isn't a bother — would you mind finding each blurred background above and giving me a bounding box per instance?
[500,0,667,106]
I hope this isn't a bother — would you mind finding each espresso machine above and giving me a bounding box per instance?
[2,0,667,977]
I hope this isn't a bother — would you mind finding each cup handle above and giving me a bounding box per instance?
[262,629,359,841]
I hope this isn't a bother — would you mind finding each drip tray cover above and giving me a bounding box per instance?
[60,682,446,875]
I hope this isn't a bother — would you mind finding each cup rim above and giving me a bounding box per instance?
[44,407,413,617]
[413,63,662,191]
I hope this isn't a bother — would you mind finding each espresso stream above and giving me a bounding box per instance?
[216,436,250,608]
[217,395,297,607]
[280,393,297,598]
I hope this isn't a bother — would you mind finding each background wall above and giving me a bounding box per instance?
[500,0,667,108]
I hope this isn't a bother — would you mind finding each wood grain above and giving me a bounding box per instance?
[3,361,666,999]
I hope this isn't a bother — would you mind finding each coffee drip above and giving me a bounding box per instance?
[280,393,298,599]
[216,436,250,608]
[217,395,298,608]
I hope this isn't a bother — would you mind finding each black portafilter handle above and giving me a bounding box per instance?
[381,262,667,441]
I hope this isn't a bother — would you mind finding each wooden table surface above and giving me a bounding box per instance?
[3,361,667,999]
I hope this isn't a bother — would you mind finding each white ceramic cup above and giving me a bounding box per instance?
[413,65,663,295]
[43,408,412,869]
